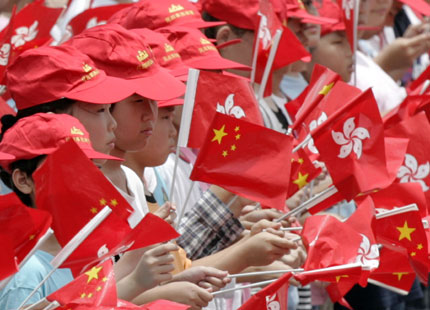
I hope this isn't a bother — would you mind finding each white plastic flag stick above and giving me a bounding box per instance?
[293,134,312,153]
[212,279,276,296]
[280,227,303,232]
[20,206,112,310]
[275,185,338,222]
[375,203,419,219]
[419,80,430,95]
[169,145,180,204]
[175,181,196,230]
[250,14,264,83]
[228,268,303,279]
[0,228,54,291]
[257,29,283,101]
[367,278,409,296]
[352,0,360,87]
[42,301,60,310]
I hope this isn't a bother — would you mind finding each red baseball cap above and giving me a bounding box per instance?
[0,113,121,171]
[158,98,184,108]
[201,0,259,30]
[157,26,251,71]
[131,28,190,81]
[108,0,225,30]
[6,45,137,111]
[397,0,430,16]
[286,0,337,25]
[316,0,346,36]
[66,24,185,101]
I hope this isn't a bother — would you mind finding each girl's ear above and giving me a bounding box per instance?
[11,169,34,195]
[215,25,234,44]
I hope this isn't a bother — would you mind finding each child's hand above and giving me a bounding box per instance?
[155,281,213,310]
[172,266,230,292]
[154,201,177,225]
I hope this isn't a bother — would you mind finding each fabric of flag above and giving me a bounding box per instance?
[238,273,290,310]
[385,112,430,210]
[67,4,133,36]
[47,259,117,306]
[368,247,416,295]
[33,141,179,275]
[383,95,430,129]
[373,207,429,284]
[0,193,51,277]
[56,299,190,309]
[0,5,15,90]
[190,112,293,210]
[408,65,430,95]
[287,148,322,197]
[0,233,18,281]
[33,140,134,247]
[182,70,263,149]
[295,263,363,287]
[311,88,408,201]
[336,0,356,51]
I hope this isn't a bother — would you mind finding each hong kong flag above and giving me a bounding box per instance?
[336,0,359,52]
[383,95,430,129]
[67,4,133,36]
[178,69,263,149]
[311,88,408,200]
[190,112,293,210]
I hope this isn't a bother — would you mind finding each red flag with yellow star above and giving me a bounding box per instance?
[0,193,51,280]
[190,112,293,210]
[288,148,322,197]
[47,259,116,306]
[373,204,429,284]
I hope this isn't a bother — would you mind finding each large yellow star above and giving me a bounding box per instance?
[85,266,103,283]
[396,221,416,242]
[211,124,228,144]
[335,275,349,283]
[318,82,334,95]
[393,272,408,281]
[293,172,309,189]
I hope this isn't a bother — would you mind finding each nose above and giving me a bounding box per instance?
[107,108,117,132]
[142,99,158,122]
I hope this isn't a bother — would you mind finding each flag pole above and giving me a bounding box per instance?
[250,14,263,83]
[276,185,338,222]
[257,29,283,101]
[20,206,112,310]
[175,181,196,230]
[212,279,276,296]
[228,269,303,279]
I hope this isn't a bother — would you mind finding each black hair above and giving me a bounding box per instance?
[201,11,252,40]
[0,98,76,141]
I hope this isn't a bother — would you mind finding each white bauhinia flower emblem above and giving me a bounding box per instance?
[266,294,280,310]
[355,234,379,269]
[397,153,430,192]
[216,94,246,119]
[258,15,272,49]
[97,244,109,258]
[11,20,39,48]
[307,112,327,154]
[86,17,107,30]
[332,117,369,159]
[0,43,10,66]
[342,0,354,20]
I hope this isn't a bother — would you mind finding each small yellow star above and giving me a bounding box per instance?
[90,207,98,214]
[235,134,241,140]
[396,221,416,241]
[417,243,423,250]
[110,199,118,207]
[96,286,102,292]
[234,126,240,132]
[29,234,35,240]
[212,124,228,144]
[335,275,349,283]
[297,158,304,164]
[293,172,309,189]
[318,82,334,95]
[80,293,86,298]
[393,272,408,281]
[410,252,416,257]
[222,150,228,157]
[99,198,107,206]
[85,265,103,283]
[87,293,93,298]
[231,145,236,151]
[102,277,108,282]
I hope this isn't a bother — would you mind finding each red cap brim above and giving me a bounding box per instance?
[82,148,123,161]
[0,151,14,160]
[158,98,184,108]
[398,0,430,15]
[184,55,251,71]
[289,10,337,25]
[179,20,226,29]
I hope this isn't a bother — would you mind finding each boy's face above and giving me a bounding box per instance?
[70,102,117,163]
[311,31,353,82]
[111,94,158,153]
[137,106,177,167]
[366,0,393,27]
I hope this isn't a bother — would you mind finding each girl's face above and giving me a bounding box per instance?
[366,0,393,27]
[311,31,354,82]
[70,102,117,158]
[111,94,158,153]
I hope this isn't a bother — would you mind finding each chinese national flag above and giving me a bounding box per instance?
[238,273,290,310]
[33,141,179,275]
[373,205,429,284]
[0,234,17,281]
[67,4,133,36]
[253,0,310,97]
[178,69,263,149]
[385,112,430,210]
[47,259,117,307]
[287,148,322,197]
[190,112,293,210]
[0,193,52,280]
[311,88,408,201]
[368,247,416,295]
